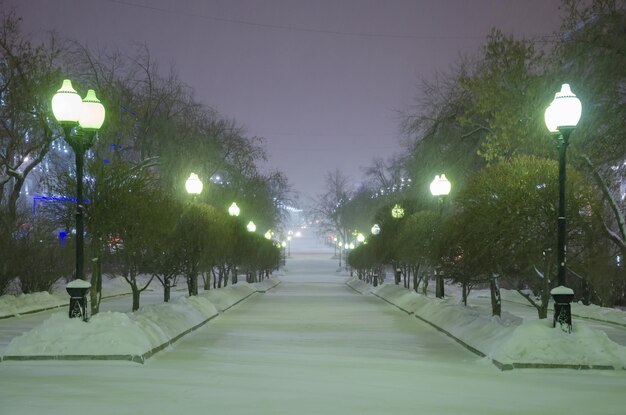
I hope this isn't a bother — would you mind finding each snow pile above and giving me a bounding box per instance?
[251,278,281,292]
[0,291,66,318]
[346,278,372,294]
[3,293,219,359]
[369,281,626,369]
[202,283,257,312]
[1,276,137,319]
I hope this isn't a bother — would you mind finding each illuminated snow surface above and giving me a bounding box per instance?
[1,231,626,414]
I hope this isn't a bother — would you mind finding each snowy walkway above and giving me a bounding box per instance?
[1,252,626,414]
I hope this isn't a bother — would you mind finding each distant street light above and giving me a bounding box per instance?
[431,173,451,298]
[228,202,240,217]
[391,204,404,219]
[264,230,272,240]
[371,224,381,235]
[544,83,582,333]
[52,80,105,290]
[356,233,365,243]
[185,173,203,195]
[247,221,257,232]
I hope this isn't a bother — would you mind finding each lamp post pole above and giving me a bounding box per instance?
[544,84,581,333]
[556,129,572,288]
[52,81,105,282]
[430,174,451,298]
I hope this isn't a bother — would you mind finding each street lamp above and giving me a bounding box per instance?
[431,173,451,298]
[287,235,292,257]
[247,221,256,232]
[185,173,203,195]
[391,204,404,219]
[371,224,381,235]
[51,80,105,284]
[356,233,365,243]
[544,83,582,333]
[228,202,240,217]
[264,230,272,240]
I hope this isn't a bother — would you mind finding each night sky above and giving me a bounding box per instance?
[7,0,564,200]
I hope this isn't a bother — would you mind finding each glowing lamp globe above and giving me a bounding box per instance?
[51,79,82,124]
[228,202,240,217]
[356,233,365,243]
[264,230,272,240]
[78,89,106,131]
[544,84,582,133]
[247,221,256,232]
[185,173,203,195]
[371,224,380,235]
[430,174,451,196]
[391,204,404,219]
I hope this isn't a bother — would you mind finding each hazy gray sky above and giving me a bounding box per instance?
[8,0,565,200]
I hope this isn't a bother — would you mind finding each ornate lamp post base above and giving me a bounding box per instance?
[551,285,574,333]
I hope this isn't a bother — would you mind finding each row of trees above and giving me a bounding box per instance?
[0,9,290,311]
[317,0,626,318]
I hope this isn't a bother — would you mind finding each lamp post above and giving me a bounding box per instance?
[228,202,240,217]
[430,174,451,298]
[51,80,105,284]
[544,83,582,333]
[184,173,203,295]
[287,235,292,257]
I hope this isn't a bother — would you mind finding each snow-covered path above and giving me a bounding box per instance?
[1,252,626,414]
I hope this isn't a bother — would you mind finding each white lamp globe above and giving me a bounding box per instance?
[247,221,256,232]
[52,79,82,124]
[544,84,582,133]
[185,173,203,195]
[228,202,240,217]
[78,89,105,131]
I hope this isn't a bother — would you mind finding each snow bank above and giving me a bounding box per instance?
[368,282,626,370]
[1,278,275,362]
[0,291,66,318]
[346,277,372,294]
[2,290,221,362]
[1,276,136,319]
[251,278,281,293]
[201,283,257,312]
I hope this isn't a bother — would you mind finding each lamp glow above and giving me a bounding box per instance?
[185,173,203,195]
[228,202,240,216]
[391,204,404,219]
[356,233,365,243]
[544,84,582,133]
[430,174,451,196]
[371,224,380,235]
[78,89,106,130]
[52,79,83,124]
[247,221,256,232]
[264,230,272,240]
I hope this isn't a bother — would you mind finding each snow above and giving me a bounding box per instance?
[1,279,281,361]
[66,278,91,289]
[358,279,626,369]
[0,276,135,318]
[0,235,625,414]
[551,285,575,295]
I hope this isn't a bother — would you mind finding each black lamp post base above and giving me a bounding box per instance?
[551,286,574,333]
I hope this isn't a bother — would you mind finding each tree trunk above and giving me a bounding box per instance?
[462,280,468,306]
[422,272,429,296]
[435,270,444,298]
[164,281,171,302]
[132,287,140,311]
[90,239,103,316]
[490,275,501,317]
